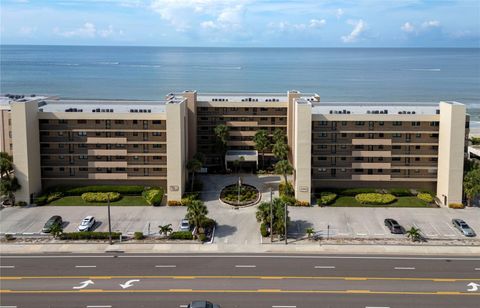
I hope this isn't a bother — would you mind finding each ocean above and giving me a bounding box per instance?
[1,45,479,127]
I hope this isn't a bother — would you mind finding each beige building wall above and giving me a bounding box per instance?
[287,91,301,163]
[166,99,187,201]
[293,99,312,202]
[0,110,11,154]
[436,101,466,206]
[181,91,198,160]
[11,100,42,203]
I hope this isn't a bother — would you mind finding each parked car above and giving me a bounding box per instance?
[180,219,190,231]
[384,218,404,234]
[188,301,220,308]
[452,219,476,237]
[78,216,96,232]
[42,216,63,233]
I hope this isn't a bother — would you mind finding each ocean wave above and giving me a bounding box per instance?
[125,64,162,68]
[408,68,441,71]
[54,63,80,66]
[98,62,120,65]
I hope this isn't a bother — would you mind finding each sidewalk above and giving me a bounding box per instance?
[1,242,480,255]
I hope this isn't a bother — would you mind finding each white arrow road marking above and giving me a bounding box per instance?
[73,280,94,289]
[119,279,140,289]
[467,282,480,292]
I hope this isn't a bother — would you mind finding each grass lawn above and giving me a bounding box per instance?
[49,195,150,206]
[329,196,433,208]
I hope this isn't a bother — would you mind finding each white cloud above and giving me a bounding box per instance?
[422,20,440,28]
[309,19,326,28]
[401,22,415,33]
[54,22,122,38]
[335,8,344,19]
[341,19,366,43]
[19,26,36,35]
[201,4,245,31]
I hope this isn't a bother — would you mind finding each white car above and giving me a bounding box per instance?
[179,219,190,231]
[78,216,96,232]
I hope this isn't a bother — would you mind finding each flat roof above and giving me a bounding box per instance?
[312,102,440,115]
[173,92,319,104]
[39,99,169,114]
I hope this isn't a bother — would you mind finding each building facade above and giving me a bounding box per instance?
[0,91,468,206]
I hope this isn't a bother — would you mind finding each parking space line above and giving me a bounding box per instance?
[272,306,297,308]
[75,265,96,268]
[475,268,480,271]
[394,267,416,270]
[0,266,15,269]
[155,265,176,268]
[314,266,336,269]
[235,265,257,268]
[86,306,112,308]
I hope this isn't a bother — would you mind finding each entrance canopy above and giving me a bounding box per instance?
[225,150,258,169]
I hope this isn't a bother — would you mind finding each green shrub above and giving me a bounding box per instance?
[417,193,434,203]
[47,192,63,203]
[279,181,294,197]
[81,192,121,203]
[355,193,396,205]
[60,232,122,240]
[134,232,144,240]
[340,188,377,196]
[168,200,183,206]
[15,201,27,207]
[182,192,200,200]
[294,200,310,207]
[34,195,48,206]
[260,223,269,237]
[201,218,217,229]
[388,188,413,196]
[449,203,465,209]
[198,233,207,242]
[5,234,14,241]
[280,195,297,206]
[141,188,164,206]
[318,192,337,205]
[62,185,144,196]
[168,231,194,240]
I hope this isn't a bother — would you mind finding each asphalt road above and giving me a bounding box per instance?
[1,253,480,308]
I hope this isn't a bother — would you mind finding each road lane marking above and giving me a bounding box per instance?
[272,306,296,308]
[179,305,188,308]
[394,267,416,270]
[0,306,17,308]
[0,266,15,269]
[169,289,193,292]
[235,265,256,268]
[75,266,97,268]
[86,306,112,308]
[347,290,371,293]
[258,289,282,292]
[314,266,335,269]
[365,306,390,308]
[475,268,480,271]
[155,265,176,268]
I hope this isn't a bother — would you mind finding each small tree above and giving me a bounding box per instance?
[253,130,270,169]
[186,158,203,192]
[272,140,289,160]
[0,152,13,180]
[0,177,21,205]
[272,128,286,144]
[256,198,290,240]
[186,200,209,237]
[214,124,229,171]
[306,227,314,239]
[158,224,173,236]
[406,226,422,242]
[464,168,480,207]
[50,223,63,239]
[275,160,294,195]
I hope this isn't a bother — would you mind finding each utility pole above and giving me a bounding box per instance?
[107,194,112,245]
[270,187,273,242]
[284,200,288,245]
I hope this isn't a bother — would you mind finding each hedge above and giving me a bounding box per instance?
[449,203,465,209]
[417,193,434,203]
[142,187,164,206]
[294,200,310,207]
[61,185,145,196]
[169,231,194,240]
[340,188,377,196]
[388,188,413,197]
[168,200,184,206]
[35,191,64,206]
[60,232,122,240]
[260,223,269,237]
[81,192,121,203]
[318,192,337,205]
[279,181,294,197]
[134,232,144,240]
[355,193,396,205]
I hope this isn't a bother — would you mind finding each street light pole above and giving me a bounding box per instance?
[107,194,112,245]
[270,187,273,243]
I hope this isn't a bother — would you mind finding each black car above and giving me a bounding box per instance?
[188,301,220,308]
[42,215,63,233]
[384,218,403,234]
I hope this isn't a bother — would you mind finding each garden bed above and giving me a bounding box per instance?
[327,196,434,208]
[48,195,149,206]
[220,184,260,206]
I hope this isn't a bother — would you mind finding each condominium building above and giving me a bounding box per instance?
[1,91,469,206]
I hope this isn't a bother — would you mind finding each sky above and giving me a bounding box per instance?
[1,0,479,47]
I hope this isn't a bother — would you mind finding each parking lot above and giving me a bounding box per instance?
[0,174,479,243]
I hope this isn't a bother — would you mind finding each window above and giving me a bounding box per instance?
[41,144,50,148]
[133,120,138,124]
[318,121,328,126]
[379,133,384,137]
[415,157,420,161]
[392,169,400,173]
[40,119,49,124]
[59,155,65,159]
[59,167,65,172]
[354,145,364,149]
[392,145,401,150]
[392,133,402,138]
[341,121,347,126]
[114,120,124,124]
[79,168,88,172]
[77,131,87,136]
[393,121,402,126]
[58,132,64,136]
[415,146,420,150]
[133,132,138,136]
[340,157,346,161]
[341,145,347,149]
[412,121,420,126]
[318,145,327,149]
[115,132,125,137]
[79,155,87,159]
[378,121,384,126]
[392,157,401,161]
[40,131,49,136]
[77,120,87,124]
[341,133,347,138]
[95,120,101,124]
[152,120,162,124]
[319,132,327,137]
[430,121,439,127]
[355,133,365,138]
[355,121,365,126]
[318,168,327,172]
[340,168,346,172]
[430,133,439,138]
[133,156,139,160]
[416,133,421,138]
[153,144,162,148]
[317,157,327,161]
[153,156,162,160]
[152,132,162,136]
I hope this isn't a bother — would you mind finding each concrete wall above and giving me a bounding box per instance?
[293,99,312,202]
[436,102,466,206]
[166,100,187,201]
[182,91,197,160]
[11,100,42,203]
[287,91,301,164]
[0,110,11,154]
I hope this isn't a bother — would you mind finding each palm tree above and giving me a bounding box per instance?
[464,168,480,207]
[0,152,13,180]
[186,158,203,192]
[253,130,270,169]
[275,160,294,195]
[272,140,289,160]
[406,226,422,242]
[186,200,209,236]
[214,124,229,171]
[306,227,315,239]
[50,223,63,239]
[272,128,286,144]
[0,176,20,206]
[255,198,289,239]
[158,224,173,236]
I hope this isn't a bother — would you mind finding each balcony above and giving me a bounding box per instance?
[352,151,391,157]
[351,174,391,181]
[86,137,127,144]
[88,173,128,180]
[88,149,127,156]
[352,139,392,145]
[88,161,128,168]
[351,162,391,169]
[226,121,258,127]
